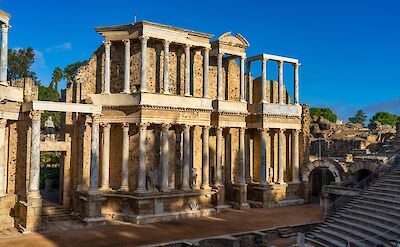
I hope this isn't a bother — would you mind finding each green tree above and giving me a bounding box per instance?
[38,83,61,128]
[370,112,399,127]
[310,108,338,123]
[348,110,367,126]
[51,67,63,91]
[63,60,88,86]
[7,47,39,83]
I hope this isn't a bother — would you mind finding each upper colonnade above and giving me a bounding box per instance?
[0,10,10,86]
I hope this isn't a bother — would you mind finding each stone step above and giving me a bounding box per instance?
[378,178,400,184]
[372,183,400,190]
[366,187,400,194]
[361,195,400,206]
[304,237,331,247]
[321,222,388,246]
[351,199,400,214]
[344,204,400,219]
[315,227,364,246]
[308,232,343,247]
[361,190,400,199]
[340,208,400,226]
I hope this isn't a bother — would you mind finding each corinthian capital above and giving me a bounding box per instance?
[29,110,41,121]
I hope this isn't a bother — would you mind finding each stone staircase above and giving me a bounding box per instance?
[41,205,72,222]
[305,158,400,247]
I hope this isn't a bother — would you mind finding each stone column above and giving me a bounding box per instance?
[103,40,111,94]
[215,127,223,187]
[182,125,191,190]
[89,114,100,191]
[160,124,170,192]
[201,126,211,190]
[136,123,148,193]
[203,48,210,98]
[100,123,110,190]
[278,128,285,184]
[240,56,246,102]
[294,63,299,105]
[28,110,41,197]
[0,24,9,85]
[278,60,284,104]
[239,127,246,185]
[163,40,171,94]
[120,122,130,191]
[259,128,267,186]
[0,119,6,196]
[184,44,191,96]
[261,57,267,103]
[123,39,131,94]
[292,129,300,183]
[140,36,149,92]
[217,53,224,100]
[246,61,251,103]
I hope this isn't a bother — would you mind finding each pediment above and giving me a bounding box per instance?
[217,32,250,48]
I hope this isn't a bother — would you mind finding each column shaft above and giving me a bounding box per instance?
[260,128,267,185]
[29,111,41,196]
[0,119,6,196]
[203,48,209,98]
[90,114,100,190]
[182,125,190,190]
[294,63,299,104]
[292,129,300,182]
[261,58,267,103]
[239,128,245,185]
[163,40,170,94]
[278,129,285,184]
[0,24,9,85]
[136,123,148,192]
[120,123,130,191]
[217,53,223,100]
[240,56,246,102]
[215,127,223,186]
[103,40,111,94]
[140,36,149,92]
[160,124,170,191]
[123,39,131,94]
[278,60,284,104]
[100,123,110,190]
[184,44,191,96]
[246,61,251,103]
[201,126,210,190]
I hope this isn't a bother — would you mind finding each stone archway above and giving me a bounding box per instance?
[302,159,344,183]
[348,161,379,183]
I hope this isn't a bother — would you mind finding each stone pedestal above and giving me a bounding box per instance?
[213,185,229,212]
[18,193,42,233]
[233,184,250,210]
[0,195,14,231]
[81,190,106,226]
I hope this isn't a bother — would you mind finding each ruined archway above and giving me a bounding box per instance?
[348,161,379,183]
[302,159,344,183]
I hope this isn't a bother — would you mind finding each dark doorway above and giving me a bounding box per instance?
[354,169,372,183]
[310,167,335,200]
[40,152,63,206]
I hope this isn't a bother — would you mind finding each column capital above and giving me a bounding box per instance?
[122,39,130,45]
[163,39,171,46]
[161,123,171,130]
[91,114,101,124]
[29,110,41,121]
[183,124,191,133]
[203,126,211,131]
[1,24,9,32]
[258,127,269,133]
[139,122,149,131]
[278,60,284,66]
[217,52,224,58]
[240,55,246,61]
[262,57,268,63]
[293,62,300,68]
[216,127,223,132]
[122,122,130,131]
[279,128,286,133]
[139,35,149,42]
[101,122,111,130]
[0,119,6,128]
[293,129,301,134]
[184,43,191,49]
[103,40,111,46]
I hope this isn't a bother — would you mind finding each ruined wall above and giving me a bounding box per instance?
[252,78,291,104]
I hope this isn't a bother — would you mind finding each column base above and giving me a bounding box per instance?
[99,186,111,192]
[278,181,286,185]
[233,183,249,210]
[17,192,42,233]
[118,185,129,192]
[159,188,170,193]
[0,81,8,87]
[82,189,106,225]
[184,93,192,97]
[163,91,171,95]
[122,90,131,94]
[201,185,212,192]
[134,188,148,194]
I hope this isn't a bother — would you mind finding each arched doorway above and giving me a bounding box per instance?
[354,169,372,183]
[310,167,335,198]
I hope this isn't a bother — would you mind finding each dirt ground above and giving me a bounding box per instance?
[0,204,321,247]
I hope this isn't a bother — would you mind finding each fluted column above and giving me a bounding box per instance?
[240,56,246,102]
[238,127,246,185]
[278,60,284,104]
[292,129,300,183]
[215,127,223,187]
[120,122,130,191]
[163,40,171,94]
[261,57,267,103]
[103,40,111,94]
[160,124,170,192]
[184,44,191,96]
[217,53,224,100]
[203,48,210,98]
[123,39,131,94]
[182,125,191,190]
[0,24,9,85]
[28,111,41,197]
[201,126,211,190]
[0,119,5,196]
[136,123,148,193]
[278,128,285,184]
[89,114,100,191]
[294,63,299,105]
[140,36,149,92]
[259,128,267,186]
[100,123,110,190]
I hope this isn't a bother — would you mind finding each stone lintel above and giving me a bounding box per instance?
[40,141,70,152]
[22,101,102,114]
[249,103,302,117]
[247,53,299,64]
[0,85,23,102]
[213,99,248,115]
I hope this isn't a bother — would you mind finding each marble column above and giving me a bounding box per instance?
[261,57,267,103]
[90,114,100,191]
[160,124,170,192]
[163,40,171,94]
[136,123,148,193]
[217,53,224,100]
[259,128,267,186]
[278,128,285,184]
[203,48,210,98]
[215,127,223,187]
[201,126,211,190]
[0,119,6,196]
[294,63,299,105]
[28,110,41,197]
[292,129,300,182]
[103,40,111,94]
[120,123,130,191]
[240,56,246,102]
[140,36,149,92]
[0,24,9,85]
[246,61,251,103]
[182,125,191,190]
[100,123,110,190]
[184,44,191,96]
[278,60,284,104]
[123,39,131,94]
[239,127,246,185]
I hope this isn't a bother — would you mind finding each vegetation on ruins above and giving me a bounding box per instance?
[370,112,399,127]
[63,60,88,87]
[7,47,39,83]
[348,110,367,126]
[310,108,337,123]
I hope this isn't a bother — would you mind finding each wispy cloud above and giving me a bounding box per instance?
[45,42,72,53]
[32,49,47,70]
[364,98,400,115]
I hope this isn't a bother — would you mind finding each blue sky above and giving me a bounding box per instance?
[3,0,400,120]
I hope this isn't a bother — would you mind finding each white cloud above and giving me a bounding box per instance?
[45,42,72,53]
[32,49,47,70]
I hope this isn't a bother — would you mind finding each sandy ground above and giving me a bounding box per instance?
[0,204,321,247]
